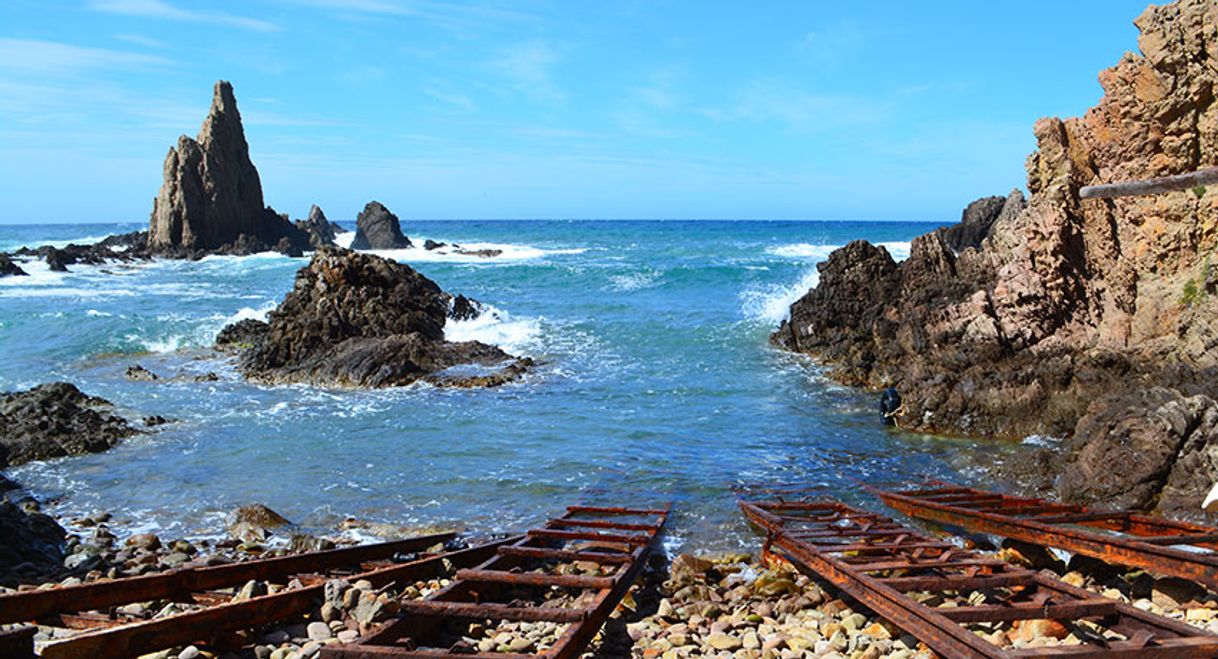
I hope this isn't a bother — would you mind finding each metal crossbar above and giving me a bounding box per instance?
[739,498,1218,658]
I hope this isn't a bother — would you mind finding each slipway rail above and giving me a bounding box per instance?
[322,503,670,659]
[2,532,518,659]
[875,482,1218,592]
[740,498,1218,658]
[1080,166,1218,199]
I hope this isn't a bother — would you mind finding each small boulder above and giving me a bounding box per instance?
[225,503,291,543]
[125,365,160,381]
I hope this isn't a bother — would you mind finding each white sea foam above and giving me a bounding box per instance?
[768,240,912,262]
[740,268,821,325]
[333,232,356,249]
[607,269,661,292]
[444,304,543,355]
[368,239,585,264]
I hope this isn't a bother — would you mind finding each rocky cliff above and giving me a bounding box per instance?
[147,81,309,257]
[775,0,1218,516]
[218,247,530,388]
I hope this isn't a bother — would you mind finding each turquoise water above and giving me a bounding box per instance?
[0,220,1000,551]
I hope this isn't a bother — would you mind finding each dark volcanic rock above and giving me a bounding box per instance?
[295,204,338,249]
[351,201,411,250]
[449,294,482,322]
[0,499,65,583]
[222,247,528,388]
[125,365,160,382]
[0,383,137,468]
[423,239,446,251]
[10,231,151,272]
[771,0,1218,516]
[147,81,309,257]
[215,318,268,351]
[0,254,27,277]
[940,191,1024,253]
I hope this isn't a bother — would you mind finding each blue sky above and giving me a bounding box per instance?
[1,0,1152,223]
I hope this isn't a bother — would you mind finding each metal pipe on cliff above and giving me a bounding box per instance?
[1080,166,1218,199]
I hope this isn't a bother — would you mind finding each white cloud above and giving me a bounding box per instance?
[725,78,887,132]
[0,38,175,76]
[111,33,169,49]
[89,0,280,32]
[490,40,566,105]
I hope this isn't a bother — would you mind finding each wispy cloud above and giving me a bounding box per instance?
[714,78,887,132]
[490,40,566,105]
[89,0,280,32]
[111,33,169,49]
[289,0,541,33]
[0,38,175,76]
[423,83,476,113]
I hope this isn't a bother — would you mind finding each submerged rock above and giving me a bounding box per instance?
[350,201,411,250]
[0,382,138,468]
[219,247,529,388]
[772,0,1218,516]
[147,80,309,257]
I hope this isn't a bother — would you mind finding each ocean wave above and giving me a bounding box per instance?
[740,268,820,325]
[444,304,543,355]
[366,238,585,264]
[607,269,662,292]
[767,240,912,262]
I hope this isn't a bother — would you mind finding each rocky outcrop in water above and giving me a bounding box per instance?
[295,205,343,249]
[774,0,1218,517]
[0,254,27,277]
[0,383,137,468]
[218,247,528,388]
[147,81,309,257]
[351,201,411,250]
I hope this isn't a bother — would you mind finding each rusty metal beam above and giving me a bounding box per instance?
[874,482,1218,591]
[325,502,669,659]
[36,538,510,659]
[739,498,1218,658]
[0,531,455,624]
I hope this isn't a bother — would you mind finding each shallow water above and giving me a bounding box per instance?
[0,220,1011,551]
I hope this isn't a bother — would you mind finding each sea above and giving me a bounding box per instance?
[0,220,1015,552]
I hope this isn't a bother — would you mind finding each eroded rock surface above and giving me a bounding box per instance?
[219,247,528,388]
[147,81,309,257]
[350,201,411,250]
[295,204,343,249]
[774,0,1218,516]
[0,383,137,468]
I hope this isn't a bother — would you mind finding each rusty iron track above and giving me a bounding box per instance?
[740,498,1218,658]
[875,481,1218,592]
[322,503,670,659]
[4,532,517,659]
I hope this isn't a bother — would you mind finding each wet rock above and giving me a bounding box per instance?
[126,533,161,551]
[227,248,529,388]
[350,201,411,250]
[423,239,446,251]
[125,365,160,381]
[0,253,27,277]
[225,503,291,543]
[214,318,269,352]
[147,80,309,257]
[0,382,137,468]
[449,294,481,322]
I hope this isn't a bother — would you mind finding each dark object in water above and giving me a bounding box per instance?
[879,386,901,425]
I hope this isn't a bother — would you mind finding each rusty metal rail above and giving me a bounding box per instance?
[322,503,670,659]
[875,482,1218,592]
[3,532,514,659]
[740,498,1218,658]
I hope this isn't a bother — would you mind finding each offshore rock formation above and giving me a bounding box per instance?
[295,204,344,249]
[351,201,411,250]
[217,247,529,388]
[147,81,309,257]
[0,254,26,277]
[774,0,1218,517]
[0,383,137,468]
